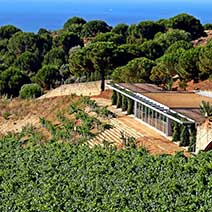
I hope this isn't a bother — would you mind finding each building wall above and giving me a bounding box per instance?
[196,120,212,153]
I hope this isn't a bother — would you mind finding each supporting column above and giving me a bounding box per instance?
[155,111,158,128]
[134,101,137,117]
[141,103,144,120]
[166,117,172,136]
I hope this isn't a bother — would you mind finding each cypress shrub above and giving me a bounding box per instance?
[111,90,117,105]
[179,125,190,146]
[188,125,197,152]
[117,92,122,108]
[90,72,94,81]
[172,122,181,141]
[127,98,134,115]
[121,95,128,111]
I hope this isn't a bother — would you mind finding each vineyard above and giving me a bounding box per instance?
[0,96,212,211]
[1,132,212,211]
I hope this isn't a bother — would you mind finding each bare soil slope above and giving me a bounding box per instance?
[0,96,73,136]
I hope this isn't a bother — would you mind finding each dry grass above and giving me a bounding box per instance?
[0,96,76,136]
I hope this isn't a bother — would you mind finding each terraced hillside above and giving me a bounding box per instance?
[0,81,188,155]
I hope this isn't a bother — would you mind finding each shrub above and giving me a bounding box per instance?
[121,94,127,111]
[127,98,134,115]
[172,122,181,141]
[116,92,122,108]
[188,125,197,152]
[2,111,11,120]
[111,90,117,105]
[179,125,190,146]
[94,106,116,118]
[19,83,43,99]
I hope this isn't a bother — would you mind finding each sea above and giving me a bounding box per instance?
[0,0,212,32]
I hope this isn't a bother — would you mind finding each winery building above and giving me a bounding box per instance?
[107,83,212,153]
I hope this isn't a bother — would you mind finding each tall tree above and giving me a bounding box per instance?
[92,32,125,45]
[154,29,192,52]
[140,40,164,60]
[81,20,111,37]
[0,67,30,96]
[137,21,166,40]
[14,51,41,76]
[43,48,66,67]
[199,41,212,79]
[8,32,39,56]
[63,17,86,36]
[35,65,61,89]
[178,47,201,82]
[0,25,21,39]
[112,24,129,38]
[53,32,83,53]
[86,42,117,91]
[64,16,86,29]
[112,57,156,83]
[168,13,205,39]
[150,63,172,85]
[165,40,192,54]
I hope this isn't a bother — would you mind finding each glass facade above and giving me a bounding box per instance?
[135,101,169,135]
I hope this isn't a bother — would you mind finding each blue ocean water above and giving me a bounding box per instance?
[0,0,212,32]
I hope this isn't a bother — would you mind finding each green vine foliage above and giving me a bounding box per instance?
[1,135,212,211]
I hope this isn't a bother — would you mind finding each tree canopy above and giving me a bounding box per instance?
[53,32,83,53]
[0,25,21,39]
[14,51,41,76]
[43,47,66,67]
[34,65,61,89]
[0,67,30,96]
[112,57,156,83]
[0,14,210,96]
[8,32,39,55]
[81,20,111,37]
[167,13,205,39]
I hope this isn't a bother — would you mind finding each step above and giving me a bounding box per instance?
[103,129,122,145]
[112,124,139,138]
[98,134,113,144]
[110,119,144,138]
